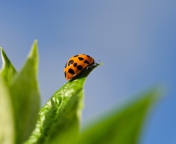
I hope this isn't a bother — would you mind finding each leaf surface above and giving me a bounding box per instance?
[26,63,100,144]
[9,41,40,144]
[0,77,15,144]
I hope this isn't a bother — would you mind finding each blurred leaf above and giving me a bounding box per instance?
[75,88,161,144]
[26,63,100,144]
[0,47,17,85]
[10,41,40,144]
[0,77,15,144]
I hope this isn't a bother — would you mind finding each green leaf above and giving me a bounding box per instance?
[10,41,40,144]
[75,88,161,144]
[25,63,100,144]
[0,77,15,144]
[0,47,17,85]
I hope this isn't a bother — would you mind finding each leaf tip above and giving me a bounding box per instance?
[28,40,39,61]
[151,85,165,101]
[0,48,6,71]
[98,62,104,66]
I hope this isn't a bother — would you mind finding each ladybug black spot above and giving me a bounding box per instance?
[73,63,77,67]
[87,55,90,57]
[68,60,74,66]
[77,65,83,70]
[64,71,66,77]
[78,57,84,60]
[74,55,78,57]
[84,60,90,64]
[68,68,75,74]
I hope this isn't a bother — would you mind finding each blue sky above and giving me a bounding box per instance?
[0,1,176,144]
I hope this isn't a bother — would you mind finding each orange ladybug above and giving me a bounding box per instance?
[64,54,95,80]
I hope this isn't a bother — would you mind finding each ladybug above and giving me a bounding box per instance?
[64,54,95,80]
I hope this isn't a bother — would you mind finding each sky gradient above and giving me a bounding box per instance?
[0,1,176,144]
